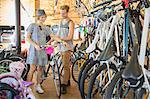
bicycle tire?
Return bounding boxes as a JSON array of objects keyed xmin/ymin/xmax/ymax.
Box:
[
  {"xmin": 9, "ymin": 55, "xmax": 24, "ymax": 61},
  {"xmin": 103, "ymin": 69, "xmax": 124, "ymax": 99},
  {"xmin": 78, "ymin": 58, "xmax": 93, "ymax": 89},
  {"xmin": 80, "ymin": 60, "xmax": 99, "ymax": 99},
  {"xmin": 52, "ymin": 60, "xmax": 61, "ymax": 97},
  {"xmin": 71, "ymin": 57, "xmax": 86, "ymax": 83},
  {"xmin": 87, "ymin": 63, "xmax": 118, "ymax": 99},
  {"xmin": 0, "ymin": 82, "xmax": 19, "ymax": 98},
  {"xmin": 0, "ymin": 74, "xmax": 20, "ymax": 88}
]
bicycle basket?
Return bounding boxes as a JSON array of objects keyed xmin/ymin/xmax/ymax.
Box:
[{"xmin": 9, "ymin": 62, "xmax": 25, "ymax": 78}]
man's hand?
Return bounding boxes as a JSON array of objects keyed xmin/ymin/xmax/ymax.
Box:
[
  {"xmin": 46, "ymin": 39, "xmax": 54, "ymax": 45},
  {"xmin": 50, "ymin": 34, "xmax": 62, "ymax": 42},
  {"xmin": 62, "ymin": 40, "xmax": 72, "ymax": 51},
  {"xmin": 35, "ymin": 44, "xmax": 41, "ymax": 51}
]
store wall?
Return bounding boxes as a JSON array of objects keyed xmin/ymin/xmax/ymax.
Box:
[
  {"xmin": 39, "ymin": 0, "xmax": 81, "ymax": 25},
  {"xmin": 0, "ymin": 0, "xmax": 82, "ymax": 27},
  {"xmin": 0, "ymin": 0, "xmax": 35, "ymax": 28}
]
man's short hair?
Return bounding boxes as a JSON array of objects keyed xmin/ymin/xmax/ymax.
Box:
[{"xmin": 60, "ymin": 5, "xmax": 70, "ymax": 12}]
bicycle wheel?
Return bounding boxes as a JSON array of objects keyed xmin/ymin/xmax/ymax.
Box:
[
  {"xmin": 103, "ymin": 69, "xmax": 124, "ymax": 99},
  {"xmin": 79, "ymin": 60, "xmax": 99, "ymax": 99},
  {"xmin": 78, "ymin": 58, "xmax": 93, "ymax": 89},
  {"xmin": 87, "ymin": 63, "xmax": 118, "ymax": 99},
  {"xmin": 0, "ymin": 82, "xmax": 19, "ymax": 99},
  {"xmin": 52, "ymin": 60, "xmax": 61, "ymax": 97},
  {"xmin": 71, "ymin": 57, "xmax": 86, "ymax": 83},
  {"xmin": 0, "ymin": 59, "xmax": 13, "ymax": 74},
  {"xmin": 9, "ymin": 55, "xmax": 24, "ymax": 61}
]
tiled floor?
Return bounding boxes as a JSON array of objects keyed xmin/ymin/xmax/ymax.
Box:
[{"xmin": 32, "ymin": 75, "xmax": 82, "ymax": 99}]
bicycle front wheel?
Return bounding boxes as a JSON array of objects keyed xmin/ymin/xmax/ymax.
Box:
[
  {"xmin": 52, "ymin": 61, "xmax": 61, "ymax": 97},
  {"xmin": 71, "ymin": 57, "xmax": 86, "ymax": 83}
]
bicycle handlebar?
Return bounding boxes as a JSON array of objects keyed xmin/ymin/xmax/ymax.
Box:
[
  {"xmin": 90, "ymin": 2, "xmax": 122, "ymax": 15},
  {"xmin": 93, "ymin": 0, "xmax": 113, "ymax": 9}
]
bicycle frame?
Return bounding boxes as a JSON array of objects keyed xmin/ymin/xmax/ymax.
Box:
[
  {"xmin": 86, "ymin": 12, "xmax": 121, "ymax": 54},
  {"xmin": 123, "ymin": 8, "xmax": 129, "ymax": 61},
  {"xmin": 139, "ymin": 6, "xmax": 150, "ymax": 92}
]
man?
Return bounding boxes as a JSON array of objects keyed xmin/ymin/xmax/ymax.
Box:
[{"xmin": 57, "ymin": 5, "xmax": 74, "ymax": 94}]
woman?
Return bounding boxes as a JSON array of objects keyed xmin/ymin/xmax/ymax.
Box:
[{"xmin": 26, "ymin": 9, "xmax": 51, "ymax": 94}]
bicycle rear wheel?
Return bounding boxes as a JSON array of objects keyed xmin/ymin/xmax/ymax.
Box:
[{"xmin": 103, "ymin": 69, "xmax": 142, "ymax": 99}]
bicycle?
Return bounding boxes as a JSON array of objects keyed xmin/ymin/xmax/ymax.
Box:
[
  {"xmin": 0, "ymin": 50, "xmax": 29, "ymax": 80},
  {"xmin": 40, "ymin": 45, "xmax": 61, "ymax": 97},
  {"xmin": 78, "ymin": 2, "xmax": 125, "ymax": 97},
  {"xmin": 104, "ymin": 1, "xmax": 150, "ymax": 98},
  {"xmin": 0, "ymin": 61, "xmax": 35, "ymax": 99}
]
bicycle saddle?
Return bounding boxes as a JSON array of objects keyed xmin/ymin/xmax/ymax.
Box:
[
  {"xmin": 98, "ymin": 37, "xmax": 114, "ymax": 61},
  {"xmin": 122, "ymin": 43, "xmax": 143, "ymax": 81}
]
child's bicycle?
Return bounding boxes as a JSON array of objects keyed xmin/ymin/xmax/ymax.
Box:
[{"xmin": 0, "ymin": 61, "xmax": 35, "ymax": 99}]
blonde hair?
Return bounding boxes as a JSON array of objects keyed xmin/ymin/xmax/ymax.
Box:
[{"xmin": 60, "ymin": 5, "xmax": 70, "ymax": 12}]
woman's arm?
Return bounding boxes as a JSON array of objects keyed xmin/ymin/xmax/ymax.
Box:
[
  {"xmin": 50, "ymin": 33, "xmax": 62, "ymax": 42},
  {"xmin": 26, "ymin": 33, "xmax": 41, "ymax": 50},
  {"xmin": 49, "ymin": 33, "xmax": 71, "ymax": 49}
]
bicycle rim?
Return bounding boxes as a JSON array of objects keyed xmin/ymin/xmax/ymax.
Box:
[{"xmin": 72, "ymin": 57, "xmax": 86, "ymax": 83}]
